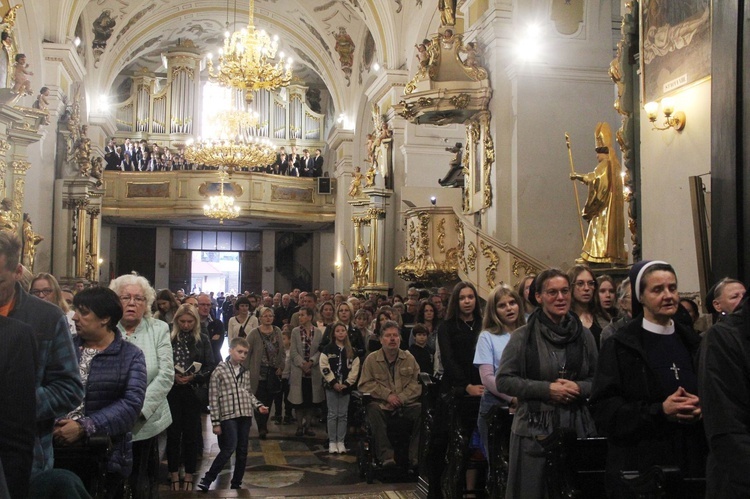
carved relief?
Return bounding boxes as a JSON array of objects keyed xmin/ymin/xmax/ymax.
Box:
[
  {"xmin": 480, "ymin": 240, "xmax": 499, "ymax": 289},
  {"xmin": 512, "ymin": 258, "xmax": 540, "ymax": 279},
  {"xmin": 437, "ymin": 218, "xmax": 447, "ymax": 253},
  {"xmin": 467, "ymin": 242, "xmax": 477, "ymax": 271}
]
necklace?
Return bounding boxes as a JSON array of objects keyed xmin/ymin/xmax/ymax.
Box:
[{"xmin": 551, "ymin": 351, "xmax": 568, "ymax": 379}]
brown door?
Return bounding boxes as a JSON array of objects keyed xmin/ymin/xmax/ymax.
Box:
[
  {"xmin": 169, "ymin": 249, "xmax": 191, "ymax": 292},
  {"xmin": 239, "ymin": 251, "xmax": 262, "ymax": 294}
]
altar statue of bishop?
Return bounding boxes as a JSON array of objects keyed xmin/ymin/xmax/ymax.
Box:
[{"xmin": 569, "ymin": 122, "xmax": 627, "ymax": 265}]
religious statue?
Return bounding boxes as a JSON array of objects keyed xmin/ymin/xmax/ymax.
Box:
[
  {"xmin": 32, "ymin": 86, "xmax": 50, "ymax": 111},
  {"xmin": 352, "ymin": 244, "xmax": 369, "ymax": 288},
  {"xmin": 438, "ymin": 0, "xmax": 457, "ymax": 26},
  {"xmin": 0, "ymin": 198, "xmax": 16, "ymax": 235},
  {"xmin": 461, "ymin": 42, "xmax": 483, "ymax": 69},
  {"xmin": 85, "ymin": 251, "xmax": 96, "ymax": 282},
  {"xmin": 91, "ymin": 156, "xmax": 103, "ymax": 186},
  {"xmin": 12, "ymin": 53, "xmax": 33, "ymax": 95},
  {"xmin": 569, "ymin": 122, "xmax": 627, "ymax": 265},
  {"xmin": 92, "ymin": 10, "xmax": 116, "ymax": 51},
  {"xmin": 365, "ymin": 166, "xmax": 376, "ymax": 188},
  {"xmin": 72, "ymin": 124, "xmax": 92, "ymax": 177},
  {"xmin": 415, "ymin": 40, "xmax": 430, "ymax": 68},
  {"xmin": 447, "ymin": 142, "xmax": 463, "ymax": 167},
  {"xmin": 348, "ymin": 166, "xmax": 363, "ymax": 197},
  {"xmin": 21, "ymin": 213, "xmax": 43, "ymax": 272}
]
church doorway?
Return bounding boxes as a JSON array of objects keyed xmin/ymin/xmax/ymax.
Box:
[{"xmin": 189, "ymin": 250, "xmax": 240, "ymax": 295}]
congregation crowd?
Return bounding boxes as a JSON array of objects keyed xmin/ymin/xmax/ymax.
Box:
[
  {"xmin": 102, "ymin": 138, "xmax": 325, "ymax": 177},
  {"xmin": 2, "ymin": 222, "xmax": 749, "ymax": 498}
]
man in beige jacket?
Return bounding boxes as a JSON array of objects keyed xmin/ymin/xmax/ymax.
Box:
[{"xmin": 358, "ymin": 320, "xmax": 422, "ymax": 466}]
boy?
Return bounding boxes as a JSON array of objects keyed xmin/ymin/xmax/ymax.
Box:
[
  {"xmin": 199, "ymin": 338, "xmax": 268, "ymax": 491},
  {"xmin": 408, "ymin": 324, "xmax": 433, "ymax": 374}
]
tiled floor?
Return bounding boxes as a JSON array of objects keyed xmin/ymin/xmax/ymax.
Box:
[{"xmin": 159, "ymin": 412, "xmax": 417, "ymax": 498}]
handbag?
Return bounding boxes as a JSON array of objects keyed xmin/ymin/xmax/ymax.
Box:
[{"xmin": 192, "ymin": 383, "xmax": 209, "ymax": 409}]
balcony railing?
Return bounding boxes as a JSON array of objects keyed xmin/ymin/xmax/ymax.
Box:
[{"xmin": 101, "ymin": 171, "xmax": 335, "ymax": 223}]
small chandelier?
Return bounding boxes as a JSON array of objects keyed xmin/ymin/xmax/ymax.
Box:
[
  {"xmin": 204, "ymin": 170, "xmax": 240, "ymax": 224},
  {"xmin": 206, "ymin": 0, "xmax": 293, "ymax": 102}
]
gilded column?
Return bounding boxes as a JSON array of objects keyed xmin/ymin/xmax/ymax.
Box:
[
  {"xmin": 0, "ymin": 139, "xmax": 11, "ymax": 198},
  {"xmin": 75, "ymin": 199, "xmax": 88, "ymax": 278},
  {"xmin": 11, "ymin": 160, "xmax": 31, "ymax": 224},
  {"xmin": 367, "ymin": 207, "xmax": 386, "ymax": 285},
  {"xmin": 87, "ymin": 207, "xmax": 100, "ymax": 282}
]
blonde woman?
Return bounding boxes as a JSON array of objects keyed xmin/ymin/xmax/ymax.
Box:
[
  {"xmin": 473, "ymin": 285, "xmax": 525, "ymax": 457},
  {"xmin": 30, "ymin": 273, "xmax": 75, "ymax": 335},
  {"xmin": 166, "ymin": 304, "xmax": 215, "ymax": 490}
]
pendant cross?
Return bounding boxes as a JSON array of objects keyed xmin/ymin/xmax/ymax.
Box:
[{"xmin": 670, "ymin": 362, "xmax": 680, "ymax": 380}]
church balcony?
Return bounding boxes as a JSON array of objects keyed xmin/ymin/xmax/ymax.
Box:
[{"xmin": 101, "ymin": 171, "xmax": 336, "ymax": 228}]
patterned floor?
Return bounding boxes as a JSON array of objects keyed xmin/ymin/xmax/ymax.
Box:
[{"xmin": 159, "ymin": 413, "xmax": 417, "ymax": 498}]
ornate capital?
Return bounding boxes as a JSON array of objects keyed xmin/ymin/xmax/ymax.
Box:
[
  {"xmin": 86, "ymin": 207, "xmax": 101, "ymax": 218},
  {"xmin": 12, "ymin": 160, "xmax": 31, "ymax": 175},
  {"xmin": 0, "ymin": 140, "xmax": 10, "ymax": 155},
  {"xmin": 366, "ymin": 207, "xmax": 385, "ymax": 220}
]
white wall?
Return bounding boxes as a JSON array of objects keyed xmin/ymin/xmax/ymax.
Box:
[{"xmin": 639, "ymin": 81, "xmax": 711, "ymax": 293}]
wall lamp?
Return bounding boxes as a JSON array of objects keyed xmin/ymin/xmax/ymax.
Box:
[{"xmin": 644, "ymin": 98, "xmax": 686, "ymax": 132}]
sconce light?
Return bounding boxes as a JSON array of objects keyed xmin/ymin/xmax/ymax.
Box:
[
  {"xmin": 430, "ymin": 196, "xmax": 437, "ymax": 206},
  {"xmin": 644, "ymin": 98, "xmax": 686, "ymax": 132},
  {"xmin": 334, "ymin": 261, "xmax": 341, "ymax": 270}
]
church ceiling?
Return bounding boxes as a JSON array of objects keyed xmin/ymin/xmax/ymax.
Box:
[{"xmin": 66, "ymin": 0, "xmax": 433, "ymax": 112}]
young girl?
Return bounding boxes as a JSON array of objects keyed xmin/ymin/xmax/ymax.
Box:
[
  {"xmin": 320, "ymin": 322, "xmax": 361, "ymax": 453},
  {"xmin": 473, "ymin": 285, "xmax": 526, "ymax": 457},
  {"xmin": 568, "ymin": 264, "xmax": 610, "ymax": 348}
]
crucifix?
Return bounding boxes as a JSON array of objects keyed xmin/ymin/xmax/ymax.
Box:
[{"xmin": 670, "ymin": 363, "xmax": 681, "ymax": 380}]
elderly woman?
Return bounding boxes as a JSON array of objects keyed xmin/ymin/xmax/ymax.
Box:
[
  {"xmin": 110, "ymin": 273, "xmax": 173, "ymax": 499},
  {"xmin": 53, "ymin": 287, "xmax": 147, "ymax": 497},
  {"xmin": 244, "ymin": 306, "xmax": 285, "ymax": 438},
  {"xmin": 166, "ymin": 304, "xmax": 214, "ymax": 491},
  {"xmin": 591, "ymin": 261, "xmax": 704, "ymax": 497},
  {"xmin": 30, "ymin": 272, "xmax": 76, "ymax": 335}
]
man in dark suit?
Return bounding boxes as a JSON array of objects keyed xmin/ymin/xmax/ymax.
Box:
[
  {"xmin": 301, "ymin": 149, "xmax": 315, "ymax": 177},
  {"xmin": 104, "ymin": 138, "xmax": 119, "ymax": 170},
  {"xmin": 313, "ymin": 149, "xmax": 324, "ymax": 177}
]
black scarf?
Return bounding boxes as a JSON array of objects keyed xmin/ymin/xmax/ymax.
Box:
[{"xmin": 524, "ymin": 308, "xmax": 585, "ymax": 414}]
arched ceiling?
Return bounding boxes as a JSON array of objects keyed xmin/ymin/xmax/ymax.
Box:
[{"xmin": 65, "ymin": 0, "xmax": 437, "ymax": 117}]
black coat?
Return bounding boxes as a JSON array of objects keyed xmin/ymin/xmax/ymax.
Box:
[
  {"xmin": 699, "ymin": 302, "xmax": 750, "ymax": 498},
  {"xmin": 590, "ymin": 315, "xmax": 706, "ymax": 496}
]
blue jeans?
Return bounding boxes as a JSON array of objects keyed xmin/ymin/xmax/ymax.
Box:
[
  {"xmin": 204, "ymin": 417, "xmax": 252, "ymax": 488},
  {"xmin": 325, "ymin": 389, "xmax": 350, "ymax": 444}
]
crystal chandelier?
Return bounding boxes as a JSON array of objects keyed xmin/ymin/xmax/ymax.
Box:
[
  {"xmin": 184, "ymin": 108, "xmax": 276, "ymax": 173},
  {"xmin": 204, "ymin": 170, "xmax": 240, "ymax": 224},
  {"xmin": 206, "ymin": 0, "xmax": 293, "ymax": 102}
]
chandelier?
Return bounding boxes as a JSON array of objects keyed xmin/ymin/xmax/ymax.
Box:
[
  {"xmin": 204, "ymin": 170, "xmax": 240, "ymax": 224},
  {"xmin": 184, "ymin": 109, "xmax": 276, "ymax": 173},
  {"xmin": 206, "ymin": 0, "xmax": 293, "ymax": 102}
]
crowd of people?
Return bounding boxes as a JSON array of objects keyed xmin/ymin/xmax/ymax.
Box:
[
  {"xmin": 2, "ymin": 225, "xmax": 749, "ymax": 497},
  {"xmin": 102, "ymin": 138, "xmax": 326, "ymax": 177}
]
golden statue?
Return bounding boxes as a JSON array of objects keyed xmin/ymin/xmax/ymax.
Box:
[
  {"xmin": 22, "ymin": 213, "xmax": 43, "ymax": 271},
  {"xmin": 438, "ymin": 0, "xmax": 456, "ymax": 26},
  {"xmin": 0, "ymin": 198, "xmax": 16, "ymax": 235},
  {"xmin": 348, "ymin": 166, "xmax": 363, "ymax": 197},
  {"xmin": 352, "ymin": 244, "xmax": 369, "ymax": 288},
  {"xmin": 569, "ymin": 122, "xmax": 627, "ymax": 265},
  {"xmin": 365, "ymin": 166, "xmax": 376, "ymax": 187}
]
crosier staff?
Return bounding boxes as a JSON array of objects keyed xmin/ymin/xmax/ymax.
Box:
[{"xmin": 565, "ymin": 132, "xmax": 586, "ymax": 245}]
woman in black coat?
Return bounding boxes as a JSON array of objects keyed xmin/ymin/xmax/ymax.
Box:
[{"xmin": 166, "ymin": 304, "xmax": 215, "ymax": 491}]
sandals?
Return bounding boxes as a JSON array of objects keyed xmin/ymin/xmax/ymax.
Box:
[
  {"xmin": 170, "ymin": 480, "xmax": 180, "ymax": 491},
  {"xmin": 183, "ymin": 475, "xmax": 194, "ymax": 491}
]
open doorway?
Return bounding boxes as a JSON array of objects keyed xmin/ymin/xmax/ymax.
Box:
[{"xmin": 190, "ymin": 251, "xmax": 240, "ymax": 295}]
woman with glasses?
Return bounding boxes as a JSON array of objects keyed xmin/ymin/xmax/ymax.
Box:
[
  {"xmin": 497, "ymin": 269, "xmax": 598, "ymax": 499},
  {"xmin": 30, "ymin": 273, "xmax": 76, "ymax": 335},
  {"xmin": 568, "ymin": 264, "xmax": 611, "ymax": 349},
  {"xmin": 110, "ymin": 273, "xmax": 174, "ymax": 499}
]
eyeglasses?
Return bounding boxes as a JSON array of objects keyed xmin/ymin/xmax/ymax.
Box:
[
  {"xmin": 574, "ymin": 280, "xmax": 596, "ymax": 289},
  {"xmin": 31, "ymin": 288, "xmax": 54, "ymax": 297},
  {"xmin": 543, "ymin": 288, "xmax": 571, "ymax": 298},
  {"xmin": 120, "ymin": 295, "xmax": 147, "ymax": 304}
]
